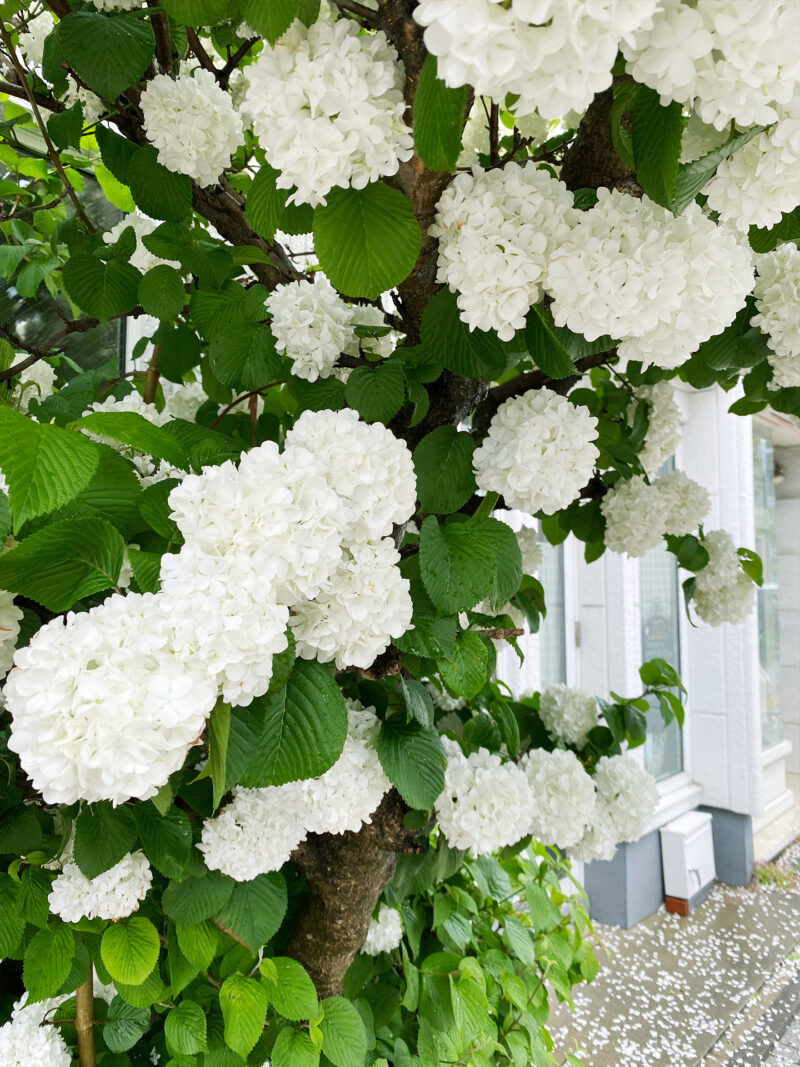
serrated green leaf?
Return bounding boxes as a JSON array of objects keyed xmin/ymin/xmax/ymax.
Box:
[
  {"xmin": 96, "ymin": 125, "xmax": 138, "ymax": 184},
  {"xmin": 162, "ymin": 870, "xmax": 235, "ymax": 926},
  {"xmin": 208, "ymin": 322, "xmax": 281, "ymax": 391},
  {"xmin": 135, "ymin": 802, "xmax": 192, "ymax": 880},
  {"xmin": 0, "ymin": 517, "xmax": 123, "ymax": 610},
  {"xmin": 314, "ymin": 184, "xmax": 421, "ymax": 300},
  {"xmin": 438, "ymin": 631, "xmax": 489, "ymax": 699},
  {"xmin": 127, "ymin": 145, "xmax": 192, "ymax": 223},
  {"xmin": 23, "ymin": 925, "xmax": 74, "ymax": 1002},
  {"xmin": 165, "ymin": 1000, "xmax": 207, "ymax": 1056},
  {"xmin": 74, "ymin": 802, "xmax": 136, "ymax": 878},
  {"xmin": 101, "ymin": 917, "xmax": 160, "ymax": 986},
  {"xmin": 56, "ymin": 12, "xmax": 154, "ymax": 101},
  {"xmin": 632, "ymin": 86, "xmax": 683, "ymax": 208},
  {"xmin": 175, "ymin": 920, "xmax": 219, "ymax": 971},
  {"xmin": 74, "ymin": 411, "xmax": 190, "ymax": 469},
  {"xmin": 272, "ymin": 1028, "xmax": 320, "ymax": 1067},
  {"xmin": 104, "ymin": 996, "xmax": 150, "ymax": 1053},
  {"xmin": 477, "ymin": 516, "xmax": 522, "ymax": 610},
  {"xmin": 344, "ymin": 363, "xmax": 405, "ymax": 423},
  {"xmin": 62, "ymin": 254, "xmax": 141, "ymax": 323},
  {"xmin": 377, "ymin": 720, "xmax": 446, "ymax": 810},
  {"xmin": 525, "ymin": 304, "xmax": 578, "ymax": 379},
  {"xmin": 216, "ymin": 873, "xmax": 288, "ymax": 953},
  {"xmin": 414, "ymin": 55, "xmax": 469, "ymax": 172},
  {"xmin": 421, "ymin": 288, "xmax": 506, "ymax": 379},
  {"xmin": 245, "ymin": 163, "xmax": 287, "ymax": 239},
  {"xmin": 419, "ymin": 516, "xmax": 496, "ymax": 614},
  {"xmin": 47, "ymin": 104, "xmax": 83, "ymax": 149},
  {"xmin": 239, "ymin": 0, "xmax": 299, "ymax": 41},
  {"xmin": 413, "ymin": 426, "xmax": 476, "ymax": 515},
  {"xmin": 260, "ymin": 956, "xmax": 318, "ymax": 1020},
  {"xmin": 673, "ymin": 125, "xmax": 764, "ymax": 214},
  {"xmin": 219, "ymin": 974, "xmax": 268, "ymax": 1058},
  {"xmin": 319, "ymin": 996, "xmax": 368, "ymax": 1067},
  {"xmin": 138, "ymin": 265, "xmax": 186, "ymax": 320}
]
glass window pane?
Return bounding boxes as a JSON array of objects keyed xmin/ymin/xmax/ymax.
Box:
[
  {"xmin": 753, "ymin": 424, "xmax": 782, "ymax": 750},
  {"xmin": 539, "ymin": 541, "xmax": 566, "ymax": 687}
]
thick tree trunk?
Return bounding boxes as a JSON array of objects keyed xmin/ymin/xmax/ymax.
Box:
[
  {"xmin": 286, "ymin": 791, "xmax": 416, "ymax": 997},
  {"xmin": 75, "ymin": 965, "xmax": 96, "ymax": 1067},
  {"xmin": 560, "ymin": 86, "xmax": 640, "ymax": 196}
]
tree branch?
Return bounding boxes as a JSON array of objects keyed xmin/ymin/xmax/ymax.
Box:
[
  {"xmin": 185, "ymin": 27, "xmax": 219, "ymax": 78},
  {"xmin": 151, "ymin": 6, "xmax": 175, "ymax": 75},
  {"xmin": 143, "ymin": 344, "xmax": 161, "ymax": 404},
  {"xmin": 0, "ymin": 190, "xmax": 69, "ymax": 222},
  {"xmin": 559, "ymin": 84, "xmax": 640, "ymax": 195},
  {"xmin": 329, "ymin": 0, "xmax": 381, "ymax": 24},
  {"xmin": 75, "ymin": 965, "xmax": 96, "ymax": 1067},
  {"xmin": 0, "ymin": 310, "xmax": 145, "ymax": 382},
  {"xmin": 0, "ymin": 77, "xmax": 64, "ymax": 113},
  {"xmin": 44, "ymin": 0, "xmax": 72, "ymax": 15},
  {"xmin": 220, "ymin": 40, "xmax": 257, "ymax": 86}
]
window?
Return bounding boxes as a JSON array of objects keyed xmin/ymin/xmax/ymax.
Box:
[
  {"xmin": 538, "ymin": 541, "xmax": 567, "ymax": 687},
  {"xmin": 640, "ymin": 537, "xmax": 684, "ymax": 782},
  {"xmin": 753, "ymin": 422, "xmax": 782, "ymax": 750}
]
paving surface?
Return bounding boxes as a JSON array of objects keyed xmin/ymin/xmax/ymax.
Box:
[{"xmin": 549, "ymin": 841, "xmax": 800, "ymax": 1067}]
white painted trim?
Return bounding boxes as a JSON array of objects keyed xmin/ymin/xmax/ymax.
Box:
[
  {"xmin": 762, "ymin": 738, "xmax": 793, "ymax": 768},
  {"xmin": 642, "ymin": 775, "xmax": 704, "ymax": 836}
]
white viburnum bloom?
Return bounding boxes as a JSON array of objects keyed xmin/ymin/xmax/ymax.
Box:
[
  {"xmin": 653, "ymin": 469, "xmax": 711, "ymax": 536},
  {"xmin": 600, "ymin": 476, "xmax": 670, "ymax": 558},
  {"xmin": 592, "ymin": 755, "xmax": 659, "ymax": 842},
  {"xmin": 141, "ymin": 70, "xmax": 244, "ymax": 187},
  {"xmin": 285, "ymin": 408, "xmax": 417, "ymax": 544},
  {"xmin": 704, "ymin": 109, "xmax": 800, "ymax": 233},
  {"xmin": 361, "ymin": 904, "xmax": 403, "ymax": 955},
  {"xmin": 266, "ymin": 278, "xmax": 352, "ymax": 382},
  {"xmin": 538, "ymin": 684, "xmax": 599, "ymax": 748},
  {"xmin": 48, "ymin": 850, "xmax": 152, "ymax": 922},
  {"xmin": 163, "ymin": 379, "xmax": 207, "ymax": 422},
  {"xmin": 473, "ymin": 388, "xmax": 599, "ymax": 515},
  {"xmin": 241, "ymin": 18, "xmax": 413, "ymax": 206},
  {"xmin": 103, "ymin": 212, "xmax": 182, "ymax": 275},
  {"xmin": 90, "ymin": 390, "xmax": 170, "ymax": 425},
  {"xmin": 435, "ymin": 739, "xmax": 533, "ymax": 856},
  {"xmin": 0, "ymin": 995, "xmax": 71, "ymax": 1067},
  {"xmin": 5, "ymin": 592, "xmax": 219, "ymax": 805},
  {"xmin": 545, "ymin": 190, "xmax": 754, "ymax": 369},
  {"xmin": 751, "ymin": 243, "xmax": 800, "ymax": 388},
  {"xmin": 568, "ymin": 820, "xmax": 620, "ymax": 864},
  {"xmin": 345, "ymin": 303, "xmax": 397, "ymax": 361},
  {"xmin": 426, "ymin": 681, "xmax": 466, "ymax": 713},
  {"xmin": 522, "ymin": 748, "xmax": 597, "ymax": 848},
  {"xmin": 199, "ymin": 782, "xmax": 309, "ymax": 880},
  {"xmin": 693, "ymin": 529, "xmax": 756, "ymax": 626},
  {"xmin": 516, "ymin": 525, "xmax": 542, "ymax": 576},
  {"xmin": 431, "ymin": 164, "xmax": 577, "ymax": 340},
  {"xmin": 291, "ymin": 539, "xmax": 413, "ymax": 670},
  {"xmin": 90, "ymin": 0, "xmax": 144, "ymax": 8},
  {"xmin": 18, "ymin": 10, "xmax": 54, "ymax": 69},
  {"xmin": 10, "ymin": 357, "xmax": 56, "ymax": 414},
  {"xmin": 301, "ymin": 700, "xmax": 391, "ymax": 834},
  {"xmin": 414, "ymin": 0, "xmax": 659, "ymax": 121},
  {"xmin": 0, "ymin": 590, "xmax": 23, "ymax": 679},
  {"xmin": 633, "ymin": 382, "xmax": 684, "ymax": 477},
  {"xmin": 622, "ymin": 0, "xmax": 800, "ymax": 132}
]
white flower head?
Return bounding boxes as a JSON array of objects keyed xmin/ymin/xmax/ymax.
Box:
[
  {"xmin": 141, "ymin": 70, "xmax": 243, "ymax": 186},
  {"xmin": 522, "ymin": 747, "xmax": 597, "ymax": 848},
  {"xmin": 362, "ymin": 904, "xmax": 403, "ymax": 955},
  {"xmin": 633, "ymin": 382, "xmax": 684, "ymax": 477},
  {"xmin": 0, "ymin": 995, "xmax": 71, "ymax": 1067},
  {"xmin": 752, "ymin": 242, "xmax": 800, "ymax": 388},
  {"xmin": 473, "ymin": 388, "xmax": 599, "ymax": 515},
  {"xmin": 9, "ymin": 358, "xmax": 55, "ymax": 415},
  {"xmin": 0, "ymin": 590, "xmax": 23, "ymax": 680},
  {"xmin": 592, "ymin": 754, "xmax": 659, "ymax": 842},
  {"xmin": 18, "ymin": 11, "xmax": 54, "ymax": 70},
  {"xmin": 103, "ymin": 212, "xmax": 182, "ymax": 275},
  {"xmin": 538, "ymin": 684, "xmax": 599, "ymax": 748},
  {"xmin": 266, "ymin": 277, "xmax": 352, "ymax": 382},
  {"xmin": 654, "ymin": 469, "xmax": 710, "ymax": 537},
  {"xmin": 601, "ymin": 476, "xmax": 669, "ymax": 558},
  {"xmin": 48, "ymin": 850, "xmax": 152, "ymax": 922},
  {"xmin": 693, "ymin": 529, "xmax": 756, "ymax": 626}
]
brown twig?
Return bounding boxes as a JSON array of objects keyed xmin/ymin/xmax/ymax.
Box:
[
  {"xmin": 329, "ymin": 0, "xmax": 381, "ymax": 23},
  {"xmin": 489, "ymin": 101, "xmax": 500, "ymax": 166},
  {"xmin": 0, "ymin": 190, "xmax": 69, "ymax": 221},
  {"xmin": 143, "ymin": 344, "xmax": 161, "ymax": 404},
  {"xmin": 152, "ymin": 6, "xmax": 175, "ymax": 75},
  {"xmin": 0, "ymin": 23, "xmax": 94, "ymax": 232},
  {"xmin": 75, "ymin": 965, "xmax": 96, "ymax": 1067},
  {"xmin": 185, "ymin": 27, "xmax": 219, "ymax": 77},
  {"xmin": 219, "ymin": 39, "xmax": 257, "ymax": 86},
  {"xmin": 44, "ymin": 0, "xmax": 72, "ymax": 15},
  {"xmin": 0, "ymin": 78, "xmax": 64, "ymax": 112},
  {"xmin": 210, "ymin": 385, "xmax": 277, "ymax": 429}
]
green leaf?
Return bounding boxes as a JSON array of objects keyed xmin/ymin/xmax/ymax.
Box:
[
  {"xmin": 138, "ymin": 265, "xmax": 186, "ymax": 321},
  {"xmin": 165, "ymin": 1000, "xmax": 208, "ymax": 1056},
  {"xmin": 56, "ymin": 12, "xmax": 154, "ymax": 101},
  {"xmin": 377, "ymin": 720, "xmax": 446, "ymax": 810},
  {"xmin": 128, "ymin": 548, "xmax": 162, "ymax": 593},
  {"xmin": 673, "ymin": 125, "xmax": 764, "ymax": 214},
  {"xmin": 95, "ymin": 162, "xmax": 135, "ymax": 212},
  {"xmin": 525, "ymin": 304, "xmax": 578, "ymax": 379},
  {"xmin": 155, "ymin": 324, "xmax": 203, "ymax": 382},
  {"xmin": 239, "ymin": 659, "xmax": 347, "ymax": 787},
  {"xmin": 421, "ymin": 288, "xmax": 506, "ymax": 379},
  {"xmin": 175, "ymin": 921, "xmax": 219, "ymax": 971},
  {"xmin": 61, "ymin": 445, "xmax": 142, "ymax": 537},
  {"xmin": 419, "ymin": 516, "xmax": 496, "ymax": 614},
  {"xmin": 749, "ymin": 207, "xmax": 800, "ymax": 253},
  {"xmin": 162, "ymin": 870, "xmax": 235, "ymax": 926},
  {"xmin": 134, "ymin": 803, "xmax": 192, "ymax": 880},
  {"xmin": 161, "ymin": 0, "xmax": 231, "ymax": 22},
  {"xmin": 631, "ymin": 86, "xmax": 683, "ymax": 208},
  {"xmin": 62, "ymin": 254, "xmax": 141, "ymax": 323},
  {"xmin": 413, "ymin": 427, "xmax": 476, "ymax": 515},
  {"xmin": 0, "ymin": 408, "xmax": 99, "ymax": 530},
  {"xmin": 23, "ymin": 925, "xmax": 74, "ymax": 1002},
  {"xmin": 319, "ymin": 996, "xmax": 368, "ymax": 1067},
  {"xmin": 201, "ymin": 702, "xmax": 230, "ymax": 810},
  {"xmin": 665, "ymin": 533, "xmax": 709, "ymax": 572},
  {"xmin": 503, "ymin": 915, "xmax": 535, "ymax": 966},
  {"xmin": 139, "ymin": 479, "xmax": 183, "ymax": 544},
  {"xmin": 0, "ymin": 805, "xmax": 43, "ymax": 854},
  {"xmin": 127, "ymin": 145, "xmax": 193, "ymax": 222},
  {"xmin": 478, "ymin": 516, "xmax": 522, "ymax": 610},
  {"xmin": 414, "ymin": 55, "xmax": 469, "ymax": 172},
  {"xmin": 104, "ymin": 997, "xmax": 150, "ymax": 1053},
  {"xmin": 74, "ymin": 802, "xmax": 137, "ymax": 878},
  {"xmin": 400, "ymin": 677, "xmax": 434, "ymax": 728},
  {"xmin": 47, "ymin": 104, "xmax": 84, "ymax": 149},
  {"xmin": 0, "ymin": 517, "xmax": 123, "ymax": 611},
  {"xmin": 96, "ymin": 125, "xmax": 138, "ymax": 185},
  {"xmin": 101, "ymin": 917, "xmax": 160, "ymax": 986},
  {"xmin": 239, "ymin": 0, "xmax": 300, "ymax": 41},
  {"xmin": 246, "ymin": 163, "xmax": 287, "ymax": 239},
  {"xmin": 639, "ymin": 657, "xmax": 685, "ymax": 692},
  {"xmin": 313, "ymin": 184, "xmax": 421, "ymax": 300},
  {"xmin": 438, "ymin": 631, "xmax": 489, "ymax": 700},
  {"xmin": 189, "ymin": 280, "xmax": 265, "ymax": 341},
  {"xmin": 208, "ymin": 322, "xmax": 281, "ymax": 391},
  {"xmin": 272, "ymin": 1028, "xmax": 320, "ymax": 1067},
  {"xmin": 216, "ymin": 873, "xmax": 287, "ymax": 953},
  {"xmin": 260, "ymin": 956, "xmax": 319, "ymax": 1020},
  {"xmin": 219, "ymin": 974, "xmax": 268, "ymax": 1058},
  {"xmin": 74, "ymin": 411, "xmax": 190, "ymax": 469},
  {"xmin": 344, "ymin": 363, "xmax": 405, "ymax": 423}
]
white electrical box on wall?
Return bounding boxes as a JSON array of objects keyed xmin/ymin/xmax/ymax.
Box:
[{"xmin": 660, "ymin": 810, "xmax": 716, "ymax": 913}]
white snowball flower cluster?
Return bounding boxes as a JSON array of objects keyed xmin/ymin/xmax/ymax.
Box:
[
  {"xmin": 567, "ymin": 820, "xmax": 620, "ymax": 863},
  {"xmin": 414, "ymin": 0, "xmax": 659, "ymax": 121},
  {"xmin": 0, "ymin": 995, "xmax": 70, "ymax": 1067},
  {"xmin": 426, "ymin": 681, "xmax": 466, "ymax": 713},
  {"xmin": 87, "ymin": 390, "xmax": 172, "ymax": 481},
  {"xmin": 516, "ymin": 526, "xmax": 542, "ymax": 576},
  {"xmin": 693, "ymin": 529, "xmax": 756, "ymax": 626},
  {"xmin": 545, "ymin": 191, "xmax": 754, "ymax": 369},
  {"xmin": 435, "ymin": 739, "xmax": 533, "ymax": 856},
  {"xmin": 141, "ymin": 70, "xmax": 243, "ymax": 187},
  {"xmin": 0, "ymin": 590, "xmax": 23, "ymax": 679},
  {"xmin": 90, "ymin": 389, "xmax": 170, "ymax": 425},
  {"xmin": 266, "ymin": 278, "xmax": 353, "ymax": 382},
  {"xmin": 90, "ymin": 0, "xmax": 144, "ymax": 8},
  {"xmin": 593, "ymin": 754, "xmax": 660, "ymax": 842},
  {"xmin": 164, "ymin": 379, "xmax": 207, "ymax": 422},
  {"xmin": 18, "ymin": 10, "xmax": 54, "ymax": 69},
  {"xmin": 704, "ymin": 111, "xmax": 800, "ymax": 233},
  {"xmin": 10, "ymin": 357, "xmax": 55, "ymax": 414},
  {"xmin": 103, "ymin": 212, "xmax": 181, "ymax": 275},
  {"xmin": 431, "ymin": 164, "xmax": 577, "ymax": 340},
  {"xmin": 473, "ymin": 388, "xmax": 599, "ymax": 515},
  {"xmin": 5, "ymin": 592, "xmax": 219, "ymax": 805},
  {"xmin": 346, "ymin": 304, "xmax": 397, "ymax": 361},
  {"xmin": 48, "ymin": 850, "xmax": 152, "ymax": 922},
  {"xmin": 241, "ymin": 18, "xmax": 413, "ymax": 207},
  {"xmin": 522, "ymin": 748, "xmax": 597, "ymax": 848},
  {"xmin": 633, "ymin": 382, "xmax": 683, "ymax": 477},
  {"xmin": 200, "ymin": 701, "xmax": 390, "ymax": 880},
  {"xmin": 538, "ymin": 684, "xmax": 598, "ymax": 748},
  {"xmin": 601, "ymin": 471, "xmax": 710, "ymax": 557},
  {"xmin": 751, "ymin": 243, "xmax": 800, "ymax": 388},
  {"xmin": 361, "ymin": 904, "xmax": 404, "ymax": 955},
  {"xmin": 622, "ymin": 0, "xmax": 800, "ymax": 131}
]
